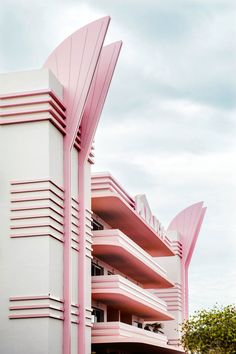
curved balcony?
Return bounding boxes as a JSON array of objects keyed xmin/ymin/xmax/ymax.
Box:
[
  {"xmin": 91, "ymin": 173, "xmax": 174, "ymax": 257},
  {"xmin": 92, "ymin": 275, "xmax": 173, "ymax": 321},
  {"xmin": 93, "ymin": 229, "xmax": 174, "ymax": 289},
  {"xmin": 92, "ymin": 322, "xmax": 184, "ymax": 354}
]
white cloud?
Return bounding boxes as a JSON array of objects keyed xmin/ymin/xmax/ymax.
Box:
[{"xmin": 1, "ymin": 0, "xmax": 235, "ymax": 313}]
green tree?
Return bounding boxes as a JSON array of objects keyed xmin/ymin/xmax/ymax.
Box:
[{"xmin": 180, "ymin": 304, "xmax": 236, "ymax": 354}]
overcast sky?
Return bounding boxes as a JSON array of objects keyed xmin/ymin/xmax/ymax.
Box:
[{"xmin": 1, "ymin": 0, "xmax": 236, "ymax": 314}]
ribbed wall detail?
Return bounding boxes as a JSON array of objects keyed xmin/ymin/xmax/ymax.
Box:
[
  {"xmin": 71, "ymin": 303, "xmax": 79, "ymax": 324},
  {"xmin": 9, "ymin": 295, "xmax": 64, "ymax": 320},
  {"xmin": 88, "ymin": 142, "xmax": 95, "ymax": 165},
  {"xmin": 85, "ymin": 209, "xmax": 93, "ymax": 259},
  {"xmin": 85, "ymin": 307, "xmax": 93, "ymax": 328},
  {"xmin": 0, "ymin": 90, "xmax": 66, "ymax": 134},
  {"xmin": 71, "ymin": 197, "xmax": 79, "ymax": 251},
  {"xmin": 74, "ymin": 127, "xmax": 95, "ymax": 164},
  {"xmin": 10, "ymin": 179, "xmax": 64, "ymax": 242},
  {"xmin": 74, "ymin": 127, "xmax": 82, "ymax": 151},
  {"xmin": 171, "ymin": 240, "xmax": 183, "ymax": 257},
  {"xmin": 154, "ymin": 283, "xmax": 182, "ymax": 312}
]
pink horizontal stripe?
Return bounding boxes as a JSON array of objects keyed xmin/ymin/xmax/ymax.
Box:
[
  {"xmin": 71, "ymin": 304, "xmax": 79, "ymax": 308},
  {"xmin": 71, "ymin": 213, "xmax": 79, "ymax": 220},
  {"xmin": 71, "ymin": 246, "xmax": 79, "ymax": 251},
  {"xmin": 74, "ymin": 141, "xmax": 81, "ymax": 151},
  {"xmin": 71, "ymin": 197, "xmax": 79, "ymax": 204},
  {"xmin": 71, "ymin": 220, "xmax": 79, "ymax": 226},
  {"xmin": 0, "ymin": 107, "xmax": 66, "ymax": 126},
  {"xmin": 0, "ymin": 99, "xmax": 66, "ymax": 119},
  {"xmin": 11, "ymin": 187, "xmax": 64, "ymax": 201},
  {"xmin": 11, "ymin": 178, "xmax": 64, "ymax": 192},
  {"xmin": 0, "ymin": 89, "xmax": 66, "ymax": 111},
  {"xmin": 11, "ymin": 223, "xmax": 63, "ymax": 234},
  {"xmin": 11, "ymin": 205, "xmax": 64, "ymax": 218},
  {"xmin": 11, "ymin": 215, "xmax": 63, "ymax": 227},
  {"xmin": 10, "ymin": 233, "xmax": 64, "ymax": 242},
  {"xmin": 9, "ymin": 314, "xmax": 64, "ymax": 320},
  {"xmin": 0, "ymin": 114, "xmax": 67, "ymax": 135},
  {"xmin": 10, "ymin": 295, "xmax": 64, "ymax": 302},
  {"xmin": 0, "ymin": 116, "xmax": 66, "ymax": 135},
  {"xmin": 10, "ymin": 304, "xmax": 64, "ymax": 311},
  {"xmin": 11, "ymin": 196, "xmax": 64, "ymax": 209}
]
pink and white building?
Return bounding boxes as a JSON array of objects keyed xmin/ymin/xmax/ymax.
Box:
[{"xmin": 0, "ymin": 17, "xmax": 206, "ymax": 354}]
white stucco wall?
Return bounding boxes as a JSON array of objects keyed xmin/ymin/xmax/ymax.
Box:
[{"xmin": 0, "ymin": 69, "xmax": 64, "ymax": 354}]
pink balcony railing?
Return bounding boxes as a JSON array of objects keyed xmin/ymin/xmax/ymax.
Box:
[
  {"xmin": 93, "ymin": 229, "xmax": 174, "ymax": 289},
  {"xmin": 92, "ymin": 275, "xmax": 173, "ymax": 321}
]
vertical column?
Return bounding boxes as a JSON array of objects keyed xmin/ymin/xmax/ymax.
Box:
[
  {"xmin": 153, "ymin": 230, "xmax": 184, "ymax": 346},
  {"xmin": 0, "ymin": 69, "xmax": 65, "ymax": 354}
]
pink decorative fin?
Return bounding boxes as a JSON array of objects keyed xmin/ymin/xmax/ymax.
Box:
[
  {"xmin": 168, "ymin": 202, "xmax": 206, "ymax": 263},
  {"xmin": 80, "ymin": 41, "xmax": 122, "ymax": 159},
  {"xmin": 43, "ymin": 16, "xmax": 110, "ymax": 148}
]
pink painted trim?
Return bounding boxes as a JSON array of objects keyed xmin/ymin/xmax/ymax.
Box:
[
  {"xmin": 0, "ymin": 89, "xmax": 66, "ymax": 111},
  {"xmin": 71, "ymin": 205, "xmax": 79, "ymax": 212},
  {"xmin": 9, "ymin": 295, "xmax": 64, "ymax": 302},
  {"xmin": 9, "ymin": 314, "xmax": 64, "ymax": 320},
  {"xmin": 11, "ymin": 197, "xmax": 64, "ymax": 209},
  {"xmin": 11, "ymin": 187, "xmax": 64, "ymax": 201},
  {"xmin": 71, "ymin": 214, "xmax": 79, "ymax": 221},
  {"xmin": 11, "ymin": 178, "xmax": 64, "ymax": 192},
  {"xmin": 0, "ymin": 98, "xmax": 66, "ymax": 119},
  {"xmin": 71, "ymin": 311, "xmax": 79, "ymax": 316},
  {"xmin": 0, "ymin": 108, "xmax": 66, "ymax": 127},
  {"xmin": 9, "ymin": 305, "xmax": 64, "ymax": 311},
  {"xmin": 0, "ymin": 109, "xmax": 66, "ymax": 131},
  {"xmin": 71, "ymin": 246, "xmax": 79, "ymax": 251},
  {"xmin": 0, "ymin": 116, "xmax": 67, "ymax": 135},
  {"xmin": 158, "ymin": 295, "xmax": 181, "ymax": 299},
  {"xmin": 10, "ymin": 233, "xmax": 63, "ymax": 242},
  {"xmin": 78, "ymin": 157, "xmax": 86, "ymax": 353},
  {"xmin": 71, "ymin": 197, "xmax": 79, "ymax": 204},
  {"xmin": 74, "ymin": 141, "xmax": 81, "ymax": 151},
  {"xmin": 92, "ymin": 173, "xmax": 135, "ymax": 208},
  {"xmin": 11, "ymin": 205, "xmax": 64, "ymax": 218},
  {"xmin": 11, "ymin": 214, "xmax": 63, "ymax": 226},
  {"xmin": 10, "ymin": 223, "xmax": 63, "ymax": 234}
]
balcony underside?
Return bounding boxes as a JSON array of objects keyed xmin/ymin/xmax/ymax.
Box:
[
  {"xmin": 92, "ymin": 322, "xmax": 184, "ymax": 354},
  {"xmin": 93, "ymin": 229, "xmax": 174, "ymax": 289},
  {"xmin": 92, "ymin": 275, "xmax": 173, "ymax": 321},
  {"xmin": 92, "ymin": 191, "xmax": 174, "ymax": 257},
  {"xmin": 92, "ymin": 343, "xmax": 184, "ymax": 354}
]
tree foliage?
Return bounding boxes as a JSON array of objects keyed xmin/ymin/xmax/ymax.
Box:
[{"xmin": 180, "ymin": 304, "xmax": 236, "ymax": 354}]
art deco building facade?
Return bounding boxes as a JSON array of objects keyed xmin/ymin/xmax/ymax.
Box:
[{"xmin": 0, "ymin": 17, "xmax": 206, "ymax": 354}]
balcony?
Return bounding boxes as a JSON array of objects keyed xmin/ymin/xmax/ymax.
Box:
[
  {"xmin": 92, "ymin": 275, "xmax": 173, "ymax": 321},
  {"xmin": 93, "ymin": 229, "xmax": 174, "ymax": 289},
  {"xmin": 91, "ymin": 173, "xmax": 174, "ymax": 257},
  {"xmin": 92, "ymin": 322, "xmax": 184, "ymax": 354}
]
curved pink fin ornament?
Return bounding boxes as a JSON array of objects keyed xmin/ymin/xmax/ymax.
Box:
[
  {"xmin": 80, "ymin": 41, "xmax": 122, "ymax": 160},
  {"xmin": 168, "ymin": 202, "xmax": 206, "ymax": 264},
  {"xmin": 77, "ymin": 40, "xmax": 122, "ymax": 354},
  {"xmin": 43, "ymin": 16, "xmax": 110, "ymax": 148},
  {"xmin": 168, "ymin": 202, "xmax": 206, "ymax": 318}
]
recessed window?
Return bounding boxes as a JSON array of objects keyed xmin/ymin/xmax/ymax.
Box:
[
  {"xmin": 92, "ymin": 218, "xmax": 104, "ymax": 231},
  {"xmin": 133, "ymin": 321, "xmax": 143, "ymax": 329},
  {"xmin": 91, "ymin": 262, "xmax": 104, "ymax": 276},
  {"xmin": 92, "ymin": 307, "xmax": 104, "ymax": 323}
]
